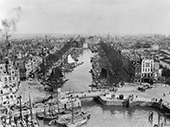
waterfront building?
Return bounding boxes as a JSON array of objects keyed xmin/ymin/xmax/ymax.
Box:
[
  {"xmin": 141, "ymin": 58, "xmax": 154, "ymax": 77},
  {"xmin": 153, "ymin": 60, "xmax": 160, "ymax": 80},
  {"xmin": 0, "ymin": 58, "xmax": 20, "ymax": 107},
  {"xmin": 15, "ymin": 58, "xmax": 27, "ymax": 80},
  {"xmin": 134, "ymin": 62, "xmax": 141, "ymax": 82},
  {"xmin": 25, "ymin": 57, "xmax": 32, "ymax": 78},
  {"xmin": 25, "ymin": 56, "xmax": 43, "ymax": 78},
  {"xmin": 141, "ymin": 58, "xmax": 154, "ymax": 83}
]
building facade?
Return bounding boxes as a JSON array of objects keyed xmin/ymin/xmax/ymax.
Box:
[
  {"xmin": 141, "ymin": 58, "xmax": 154, "ymax": 84},
  {"xmin": 141, "ymin": 59, "xmax": 154, "ymax": 77},
  {"xmin": 0, "ymin": 59, "xmax": 20, "ymax": 107},
  {"xmin": 25, "ymin": 56, "xmax": 43, "ymax": 78}
]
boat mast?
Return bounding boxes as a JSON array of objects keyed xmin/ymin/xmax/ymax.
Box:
[
  {"xmin": 57, "ymin": 92, "xmax": 59, "ymax": 113},
  {"xmin": 29, "ymin": 94, "xmax": 33, "ymax": 126},
  {"xmin": 18, "ymin": 95, "xmax": 22, "ymax": 120},
  {"xmin": 71, "ymin": 98, "xmax": 74, "ymax": 124},
  {"xmin": 48, "ymin": 94, "xmax": 52, "ymax": 113},
  {"xmin": 9, "ymin": 109, "xmax": 12, "ymax": 125}
]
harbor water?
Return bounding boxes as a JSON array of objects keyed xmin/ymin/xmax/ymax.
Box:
[{"xmin": 40, "ymin": 49, "xmax": 170, "ymax": 127}]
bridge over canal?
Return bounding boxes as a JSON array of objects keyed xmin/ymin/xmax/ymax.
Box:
[{"xmin": 60, "ymin": 90, "xmax": 110, "ymax": 99}]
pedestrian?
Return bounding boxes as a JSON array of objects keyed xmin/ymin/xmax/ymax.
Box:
[
  {"xmin": 149, "ymin": 112, "xmax": 151, "ymax": 121},
  {"xmin": 150, "ymin": 112, "xmax": 153, "ymax": 121}
]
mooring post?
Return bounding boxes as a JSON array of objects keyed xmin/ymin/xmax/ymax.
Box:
[
  {"xmin": 158, "ymin": 113, "xmax": 160, "ymax": 127},
  {"xmin": 164, "ymin": 113, "xmax": 166, "ymax": 126}
]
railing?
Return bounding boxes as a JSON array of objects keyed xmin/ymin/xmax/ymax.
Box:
[
  {"xmin": 162, "ymin": 102, "xmax": 170, "ymax": 109},
  {"xmin": 131, "ymin": 97, "xmax": 158, "ymax": 103},
  {"xmin": 130, "ymin": 96, "xmax": 170, "ymax": 111}
]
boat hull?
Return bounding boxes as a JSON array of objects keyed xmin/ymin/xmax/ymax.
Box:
[
  {"xmin": 52, "ymin": 112, "xmax": 90, "ymax": 126},
  {"xmin": 66, "ymin": 118, "xmax": 88, "ymax": 127},
  {"xmin": 36, "ymin": 112, "xmax": 58, "ymax": 120}
]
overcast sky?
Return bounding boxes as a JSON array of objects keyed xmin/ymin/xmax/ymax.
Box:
[{"xmin": 1, "ymin": 0, "xmax": 170, "ymax": 35}]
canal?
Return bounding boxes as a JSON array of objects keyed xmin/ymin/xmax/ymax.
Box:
[
  {"xmin": 62, "ymin": 49, "xmax": 92, "ymax": 92},
  {"xmin": 40, "ymin": 48, "xmax": 170, "ymax": 127}
]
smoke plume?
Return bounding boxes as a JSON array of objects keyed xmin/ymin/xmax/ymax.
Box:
[{"xmin": 1, "ymin": 6, "xmax": 23, "ymax": 32}]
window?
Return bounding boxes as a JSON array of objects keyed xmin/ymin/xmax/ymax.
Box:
[
  {"xmin": 145, "ymin": 63, "xmax": 150, "ymax": 67},
  {"xmin": 0, "ymin": 90, "xmax": 3, "ymax": 94},
  {"xmin": 4, "ymin": 77, "xmax": 7, "ymax": 82},
  {"xmin": 148, "ymin": 68, "xmax": 150, "ymax": 72},
  {"xmin": 9, "ymin": 77, "xmax": 11, "ymax": 81}
]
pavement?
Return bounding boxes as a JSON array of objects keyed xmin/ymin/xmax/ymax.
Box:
[
  {"xmin": 17, "ymin": 79, "xmax": 48, "ymax": 104},
  {"xmin": 116, "ymin": 83, "xmax": 170, "ymax": 105},
  {"xmin": 17, "ymin": 78, "xmax": 170, "ymax": 110}
]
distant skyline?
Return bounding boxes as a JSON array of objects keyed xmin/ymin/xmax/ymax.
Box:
[{"xmin": 1, "ymin": 0, "xmax": 170, "ymax": 35}]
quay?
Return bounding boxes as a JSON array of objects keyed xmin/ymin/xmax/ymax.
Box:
[
  {"xmin": 114, "ymin": 83, "xmax": 170, "ymax": 117},
  {"xmin": 58, "ymin": 82, "xmax": 170, "ymax": 118},
  {"xmin": 59, "ymin": 82, "xmax": 170, "ymax": 118},
  {"xmin": 1, "ymin": 34, "xmax": 170, "ymax": 127}
]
